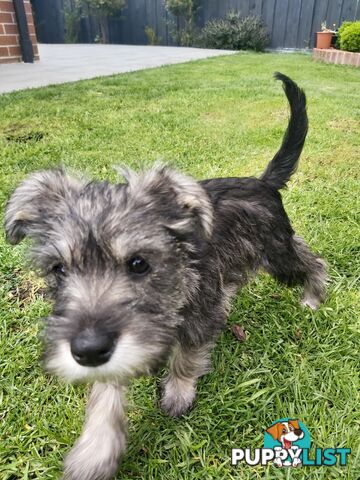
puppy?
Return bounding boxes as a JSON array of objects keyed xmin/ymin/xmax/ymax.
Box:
[
  {"xmin": 267, "ymin": 419, "xmax": 304, "ymax": 449},
  {"xmin": 266, "ymin": 419, "xmax": 305, "ymax": 467},
  {"xmin": 5, "ymin": 73, "xmax": 326, "ymax": 479}
]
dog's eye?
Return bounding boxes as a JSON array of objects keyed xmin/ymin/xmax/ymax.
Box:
[
  {"xmin": 127, "ymin": 256, "xmax": 150, "ymax": 275},
  {"xmin": 52, "ymin": 263, "xmax": 66, "ymax": 276}
]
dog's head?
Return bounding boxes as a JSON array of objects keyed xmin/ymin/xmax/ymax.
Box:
[
  {"xmin": 266, "ymin": 419, "xmax": 304, "ymax": 448},
  {"xmin": 5, "ymin": 166, "xmax": 213, "ymax": 383}
]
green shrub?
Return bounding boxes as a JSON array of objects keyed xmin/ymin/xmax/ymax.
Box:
[
  {"xmin": 335, "ymin": 21, "xmax": 350, "ymax": 48},
  {"xmin": 338, "ymin": 21, "xmax": 360, "ymax": 52},
  {"xmin": 165, "ymin": 0, "xmax": 199, "ymax": 46},
  {"xmin": 144, "ymin": 26, "xmax": 162, "ymax": 45},
  {"xmin": 165, "ymin": 0, "xmax": 193, "ymax": 17},
  {"xmin": 337, "ymin": 21, "xmax": 352, "ymax": 37},
  {"xmin": 200, "ymin": 12, "xmax": 269, "ymax": 51}
]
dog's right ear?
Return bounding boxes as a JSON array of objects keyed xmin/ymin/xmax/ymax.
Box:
[{"xmin": 5, "ymin": 169, "xmax": 82, "ymax": 244}]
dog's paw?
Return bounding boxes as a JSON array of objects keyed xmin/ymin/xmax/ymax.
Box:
[
  {"xmin": 161, "ymin": 376, "xmax": 196, "ymax": 417},
  {"xmin": 63, "ymin": 429, "xmax": 126, "ymax": 480},
  {"xmin": 301, "ymin": 295, "xmax": 320, "ymax": 310},
  {"xmin": 273, "ymin": 457, "xmax": 283, "ymax": 468}
]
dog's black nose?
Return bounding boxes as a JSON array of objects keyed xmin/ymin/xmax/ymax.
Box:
[
  {"xmin": 294, "ymin": 429, "xmax": 303, "ymax": 436},
  {"xmin": 71, "ymin": 330, "xmax": 115, "ymax": 367}
]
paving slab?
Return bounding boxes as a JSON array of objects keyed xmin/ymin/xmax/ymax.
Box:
[{"xmin": 0, "ymin": 44, "xmax": 236, "ymax": 94}]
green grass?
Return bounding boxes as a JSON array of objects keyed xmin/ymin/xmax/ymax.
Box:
[{"xmin": 0, "ymin": 52, "xmax": 359, "ymax": 479}]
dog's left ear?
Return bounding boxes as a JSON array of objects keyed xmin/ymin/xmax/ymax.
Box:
[
  {"xmin": 5, "ymin": 169, "xmax": 83, "ymax": 244},
  {"xmin": 266, "ymin": 423, "xmax": 282, "ymax": 440},
  {"xmin": 123, "ymin": 165, "xmax": 213, "ymax": 240}
]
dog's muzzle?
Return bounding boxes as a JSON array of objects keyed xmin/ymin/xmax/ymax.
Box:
[{"xmin": 70, "ymin": 329, "xmax": 116, "ymax": 367}]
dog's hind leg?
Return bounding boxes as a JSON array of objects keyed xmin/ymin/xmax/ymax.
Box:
[
  {"xmin": 161, "ymin": 342, "xmax": 212, "ymax": 417},
  {"xmin": 63, "ymin": 382, "xmax": 127, "ymax": 480},
  {"xmin": 265, "ymin": 235, "xmax": 327, "ymax": 310},
  {"xmin": 293, "ymin": 236, "xmax": 327, "ymax": 310}
]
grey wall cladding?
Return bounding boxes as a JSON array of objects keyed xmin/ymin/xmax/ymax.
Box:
[
  {"xmin": 32, "ymin": 0, "xmax": 360, "ymax": 48},
  {"xmin": 199, "ymin": 0, "xmax": 360, "ymax": 48}
]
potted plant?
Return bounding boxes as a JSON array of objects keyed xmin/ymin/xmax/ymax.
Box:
[{"xmin": 316, "ymin": 22, "xmax": 336, "ymax": 49}]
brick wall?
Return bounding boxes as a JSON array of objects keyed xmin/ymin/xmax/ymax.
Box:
[
  {"xmin": 313, "ymin": 48, "xmax": 360, "ymax": 67},
  {"xmin": 0, "ymin": 0, "xmax": 39, "ymax": 63}
]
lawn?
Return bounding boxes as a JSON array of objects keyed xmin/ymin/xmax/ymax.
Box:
[{"xmin": 0, "ymin": 52, "xmax": 359, "ymax": 480}]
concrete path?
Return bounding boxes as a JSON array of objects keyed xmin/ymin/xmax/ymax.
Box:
[{"xmin": 0, "ymin": 44, "xmax": 235, "ymax": 94}]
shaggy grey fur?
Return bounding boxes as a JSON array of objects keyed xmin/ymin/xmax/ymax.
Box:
[{"xmin": 4, "ymin": 73, "xmax": 326, "ymax": 480}]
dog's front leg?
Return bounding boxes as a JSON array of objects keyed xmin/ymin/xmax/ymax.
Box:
[
  {"xmin": 63, "ymin": 382, "xmax": 127, "ymax": 480},
  {"xmin": 161, "ymin": 342, "xmax": 212, "ymax": 417}
]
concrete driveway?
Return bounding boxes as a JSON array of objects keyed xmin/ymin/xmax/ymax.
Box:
[{"xmin": 0, "ymin": 44, "xmax": 235, "ymax": 94}]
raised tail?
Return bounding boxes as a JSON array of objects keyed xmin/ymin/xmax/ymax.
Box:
[{"xmin": 261, "ymin": 72, "xmax": 308, "ymax": 190}]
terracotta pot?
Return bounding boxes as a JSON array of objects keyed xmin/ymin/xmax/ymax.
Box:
[{"xmin": 316, "ymin": 31, "xmax": 333, "ymax": 49}]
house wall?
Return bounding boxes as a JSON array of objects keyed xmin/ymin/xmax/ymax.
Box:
[{"xmin": 0, "ymin": 0, "xmax": 39, "ymax": 63}]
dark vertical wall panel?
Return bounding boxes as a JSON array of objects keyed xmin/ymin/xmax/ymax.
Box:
[
  {"xmin": 339, "ymin": 0, "xmax": 358, "ymax": 23},
  {"xmin": 262, "ymin": 0, "xmax": 277, "ymax": 41},
  {"xmin": 285, "ymin": 0, "xmax": 302, "ymax": 47},
  {"xmin": 218, "ymin": 0, "xmax": 227, "ymax": 17},
  {"xmin": 297, "ymin": 0, "xmax": 316, "ymax": 48},
  {"xmin": 80, "ymin": 16, "xmax": 99, "ymax": 43},
  {"xmin": 32, "ymin": 0, "xmax": 64, "ymax": 43},
  {"xmin": 204, "ymin": 0, "xmax": 220, "ymax": 21},
  {"xmin": 34, "ymin": 0, "xmax": 360, "ymax": 49},
  {"xmin": 311, "ymin": 0, "xmax": 330, "ymax": 40},
  {"xmin": 271, "ymin": 0, "xmax": 289, "ymax": 48},
  {"xmin": 327, "ymin": 0, "xmax": 344, "ymax": 29},
  {"xmin": 197, "ymin": 0, "xmax": 360, "ymax": 48},
  {"xmin": 240, "ymin": 0, "xmax": 250, "ymax": 17},
  {"xmin": 155, "ymin": 0, "xmax": 166, "ymax": 43},
  {"xmin": 251, "ymin": 0, "xmax": 263, "ymax": 16},
  {"xmin": 117, "ymin": 4, "xmax": 130, "ymax": 44},
  {"xmin": 131, "ymin": 0, "xmax": 147, "ymax": 44}
]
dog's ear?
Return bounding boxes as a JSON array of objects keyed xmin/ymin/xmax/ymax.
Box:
[
  {"xmin": 122, "ymin": 165, "xmax": 213, "ymax": 240},
  {"xmin": 289, "ymin": 419, "xmax": 301, "ymax": 430},
  {"xmin": 266, "ymin": 422, "xmax": 282, "ymax": 440},
  {"xmin": 5, "ymin": 169, "xmax": 83, "ymax": 244},
  {"xmin": 161, "ymin": 167, "xmax": 213, "ymax": 240}
]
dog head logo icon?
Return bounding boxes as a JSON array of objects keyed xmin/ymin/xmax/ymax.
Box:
[{"xmin": 264, "ymin": 418, "xmax": 311, "ymax": 467}]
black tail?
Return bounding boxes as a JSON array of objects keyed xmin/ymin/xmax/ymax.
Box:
[{"xmin": 261, "ymin": 72, "xmax": 308, "ymax": 190}]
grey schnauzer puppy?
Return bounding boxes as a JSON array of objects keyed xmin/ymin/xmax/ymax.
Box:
[{"xmin": 5, "ymin": 73, "xmax": 326, "ymax": 480}]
